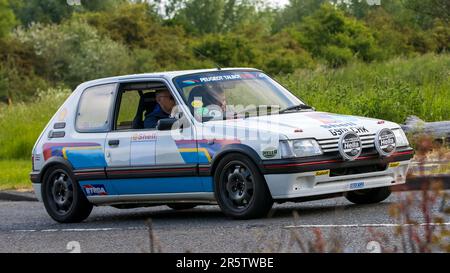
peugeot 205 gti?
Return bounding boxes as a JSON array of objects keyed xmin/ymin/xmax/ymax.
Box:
[{"xmin": 30, "ymin": 68, "xmax": 414, "ymax": 222}]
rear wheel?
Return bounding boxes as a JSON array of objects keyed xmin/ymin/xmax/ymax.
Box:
[
  {"xmin": 214, "ymin": 154, "xmax": 273, "ymax": 219},
  {"xmin": 42, "ymin": 165, "xmax": 93, "ymax": 223},
  {"xmin": 345, "ymin": 186, "xmax": 391, "ymax": 204},
  {"xmin": 167, "ymin": 204, "xmax": 197, "ymax": 210}
]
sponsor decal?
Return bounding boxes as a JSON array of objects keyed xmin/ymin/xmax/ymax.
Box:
[
  {"xmin": 83, "ymin": 184, "xmax": 108, "ymax": 196},
  {"xmin": 195, "ymin": 107, "xmax": 210, "ymax": 115},
  {"xmin": 338, "ymin": 131, "xmax": 362, "ymax": 161},
  {"xmin": 349, "ymin": 182, "xmax": 365, "ymax": 189},
  {"xmin": 131, "ymin": 133, "xmax": 157, "ymax": 142},
  {"xmin": 328, "ymin": 126, "xmax": 369, "ymax": 136},
  {"xmin": 315, "ymin": 170, "xmax": 330, "ymax": 176},
  {"xmin": 375, "ymin": 128, "xmax": 396, "ymax": 157},
  {"xmin": 306, "ymin": 113, "xmax": 359, "ymax": 125},
  {"xmin": 199, "ymin": 74, "xmax": 241, "ymax": 83},
  {"xmin": 320, "ymin": 122, "xmax": 357, "ymax": 129},
  {"xmin": 191, "ymin": 100, "xmax": 203, "ymax": 108},
  {"xmin": 389, "ymin": 162, "xmax": 400, "ymax": 168},
  {"xmin": 262, "ymin": 147, "xmax": 278, "ymax": 158},
  {"xmin": 182, "ymin": 79, "xmax": 200, "ymax": 85},
  {"xmin": 240, "ymin": 72, "xmax": 257, "ymax": 79}
]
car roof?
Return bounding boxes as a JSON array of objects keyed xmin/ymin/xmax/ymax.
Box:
[{"xmin": 78, "ymin": 67, "xmax": 261, "ymax": 89}]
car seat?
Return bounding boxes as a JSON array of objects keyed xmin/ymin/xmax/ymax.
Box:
[{"xmin": 132, "ymin": 91, "xmax": 157, "ymax": 129}]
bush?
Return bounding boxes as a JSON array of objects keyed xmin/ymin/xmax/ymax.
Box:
[
  {"xmin": 80, "ymin": 3, "xmax": 206, "ymax": 71},
  {"xmin": 0, "ymin": 0, "xmax": 16, "ymax": 38},
  {"xmin": 14, "ymin": 18, "xmax": 132, "ymax": 88},
  {"xmin": 321, "ymin": 45, "xmax": 354, "ymax": 68},
  {"xmin": 195, "ymin": 33, "xmax": 259, "ymax": 67},
  {"xmin": 297, "ymin": 3, "xmax": 380, "ymax": 67}
]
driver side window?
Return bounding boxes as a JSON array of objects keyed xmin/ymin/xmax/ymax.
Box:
[{"xmin": 114, "ymin": 81, "xmax": 179, "ymax": 131}]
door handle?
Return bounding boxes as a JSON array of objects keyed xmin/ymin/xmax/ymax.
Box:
[{"xmin": 108, "ymin": 139, "xmax": 120, "ymax": 146}]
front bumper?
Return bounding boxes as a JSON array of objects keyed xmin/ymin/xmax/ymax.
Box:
[{"xmin": 262, "ymin": 149, "xmax": 413, "ymax": 200}]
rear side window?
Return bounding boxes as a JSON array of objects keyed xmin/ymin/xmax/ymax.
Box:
[{"xmin": 76, "ymin": 83, "xmax": 116, "ymax": 132}]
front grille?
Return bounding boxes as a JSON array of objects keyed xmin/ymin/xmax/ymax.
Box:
[
  {"xmin": 317, "ymin": 133, "xmax": 376, "ymax": 153},
  {"xmin": 329, "ymin": 163, "xmax": 387, "ymax": 177}
]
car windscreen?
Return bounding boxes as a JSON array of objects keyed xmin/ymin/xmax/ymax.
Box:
[{"xmin": 173, "ymin": 70, "xmax": 303, "ymax": 122}]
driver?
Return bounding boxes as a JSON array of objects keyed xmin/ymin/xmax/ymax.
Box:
[{"xmin": 144, "ymin": 89, "xmax": 175, "ymax": 128}]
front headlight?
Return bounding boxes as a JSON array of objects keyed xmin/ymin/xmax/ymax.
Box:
[
  {"xmin": 392, "ymin": 128, "xmax": 409, "ymax": 147},
  {"xmin": 280, "ymin": 139, "xmax": 323, "ymax": 158}
]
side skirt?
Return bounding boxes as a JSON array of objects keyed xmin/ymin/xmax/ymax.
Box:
[{"xmin": 87, "ymin": 192, "xmax": 216, "ymax": 206}]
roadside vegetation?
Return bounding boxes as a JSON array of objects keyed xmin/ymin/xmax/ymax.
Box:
[
  {"xmin": 0, "ymin": 0, "xmax": 448, "ymax": 189},
  {"xmin": 280, "ymin": 54, "xmax": 450, "ymax": 124}
]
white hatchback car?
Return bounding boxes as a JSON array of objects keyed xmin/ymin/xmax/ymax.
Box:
[{"xmin": 30, "ymin": 68, "xmax": 414, "ymax": 222}]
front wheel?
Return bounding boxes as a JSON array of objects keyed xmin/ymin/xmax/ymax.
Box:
[
  {"xmin": 214, "ymin": 154, "xmax": 273, "ymax": 219},
  {"xmin": 345, "ymin": 186, "xmax": 391, "ymax": 204},
  {"xmin": 42, "ymin": 165, "xmax": 93, "ymax": 223}
]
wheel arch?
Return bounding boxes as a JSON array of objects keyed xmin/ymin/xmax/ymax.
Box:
[
  {"xmin": 38, "ymin": 157, "xmax": 75, "ymax": 183},
  {"xmin": 210, "ymin": 144, "xmax": 264, "ymax": 177}
]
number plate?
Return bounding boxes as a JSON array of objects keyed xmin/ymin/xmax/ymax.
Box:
[{"xmin": 349, "ymin": 182, "xmax": 365, "ymax": 189}]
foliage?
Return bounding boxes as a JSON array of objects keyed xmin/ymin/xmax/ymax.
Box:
[
  {"xmin": 168, "ymin": 0, "xmax": 260, "ymax": 34},
  {"xmin": 14, "ymin": 19, "xmax": 132, "ymax": 88},
  {"xmin": 0, "ymin": 0, "xmax": 16, "ymax": 38},
  {"xmin": 7, "ymin": 0, "xmax": 125, "ymax": 26},
  {"xmin": 272, "ymin": 0, "xmax": 325, "ymax": 32},
  {"xmin": 79, "ymin": 3, "xmax": 207, "ymax": 71},
  {"xmin": 278, "ymin": 54, "xmax": 450, "ymax": 123},
  {"xmin": 297, "ymin": 3, "xmax": 380, "ymax": 67}
]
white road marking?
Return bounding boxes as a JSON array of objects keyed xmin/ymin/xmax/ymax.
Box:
[
  {"xmin": 10, "ymin": 226, "xmax": 148, "ymax": 233},
  {"xmin": 284, "ymin": 222, "xmax": 450, "ymax": 229},
  {"xmin": 7, "ymin": 222, "xmax": 450, "ymax": 233}
]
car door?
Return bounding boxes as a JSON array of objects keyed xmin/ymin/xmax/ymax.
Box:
[{"xmin": 105, "ymin": 79, "xmax": 207, "ymax": 196}]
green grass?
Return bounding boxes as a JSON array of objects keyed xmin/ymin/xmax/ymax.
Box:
[
  {"xmin": 277, "ymin": 53, "xmax": 450, "ymax": 123},
  {"xmin": 0, "ymin": 88, "xmax": 70, "ymax": 160},
  {"xmin": 0, "ymin": 159, "xmax": 32, "ymax": 190}
]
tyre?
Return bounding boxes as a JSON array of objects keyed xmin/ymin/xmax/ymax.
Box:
[
  {"xmin": 345, "ymin": 186, "xmax": 391, "ymax": 204},
  {"xmin": 167, "ymin": 204, "xmax": 197, "ymax": 210},
  {"xmin": 214, "ymin": 153, "xmax": 273, "ymax": 219},
  {"xmin": 42, "ymin": 165, "xmax": 93, "ymax": 223}
]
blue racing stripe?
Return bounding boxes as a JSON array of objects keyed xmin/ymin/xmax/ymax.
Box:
[{"xmin": 81, "ymin": 177, "xmax": 214, "ymax": 195}]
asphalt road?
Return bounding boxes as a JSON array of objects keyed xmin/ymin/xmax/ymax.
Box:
[{"xmin": 0, "ymin": 191, "xmax": 448, "ymax": 253}]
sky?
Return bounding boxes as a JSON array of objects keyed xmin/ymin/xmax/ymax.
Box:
[{"xmin": 268, "ymin": 0, "xmax": 290, "ymax": 7}]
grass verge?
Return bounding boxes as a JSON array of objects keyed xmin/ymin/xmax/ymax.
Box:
[{"xmin": 0, "ymin": 159, "xmax": 32, "ymax": 190}]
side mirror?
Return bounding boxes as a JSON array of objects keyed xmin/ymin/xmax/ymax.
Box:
[{"xmin": 156, "ymin": 118, "xmax": 177, "ymax": 131}]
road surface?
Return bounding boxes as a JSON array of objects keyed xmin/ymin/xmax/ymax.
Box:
[{"xmin": 0, "ymin": 190, "xmax": 448, "ymax": 253}]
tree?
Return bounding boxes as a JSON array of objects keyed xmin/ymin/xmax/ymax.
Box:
[
  {"xmin": 272, "ymin": 0, "xmax": 326, "ymax": 32},
  {"xmin": 194, "ymin": 32, "xmax": 259, "ymax": 67},
  {"xmin": 8, "ymin": 0, "xmax": 125, "ymax": 26},
  {"xmin": 79, "ymin": 3, "xmax": 205, "ymax": 70},
  {"xmin": 403, "ymin": 0, "xmax": 449, "ymax": 27},
  {"xmin": 15, "ymin": 19, "xmax": 132, "ymax": 88},
  {"xmin": 297, "ymin": 3, "xmax": 380, "ymax": 67},
  {"xmin": 0, "ymin": 0, "xmax": 16, "ymax": 37},
  {"xmin": 8, "ymin": 0, "xmax": 73, "ymax": 26},
  {"xmin": 169, "ymin": 0, "xmax": 259, "ymax": 34}
]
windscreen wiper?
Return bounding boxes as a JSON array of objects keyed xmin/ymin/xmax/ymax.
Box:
[{"xmin": 279, "ymin": 104, "xmax": 314, "ymax": 114}]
